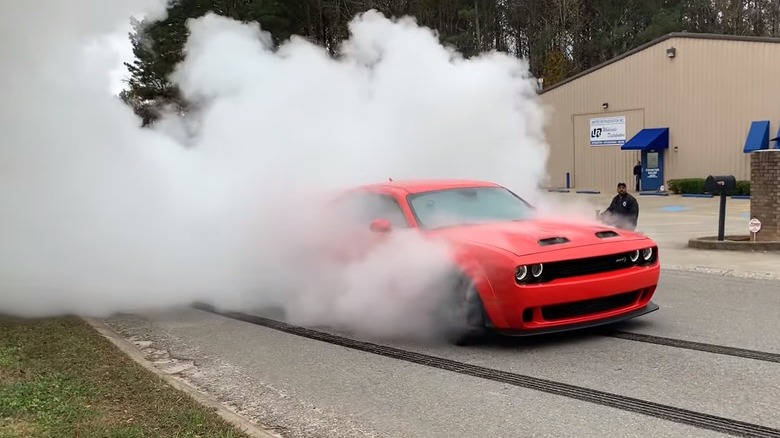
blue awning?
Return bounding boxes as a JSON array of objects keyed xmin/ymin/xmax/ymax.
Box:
[
  {"xmin": 743, "ymin": 120, "xmax": 770, "ymax": 153},
  {"xmin": 620, "ymin": 128, "xmax": 669, "ymax": 151}
]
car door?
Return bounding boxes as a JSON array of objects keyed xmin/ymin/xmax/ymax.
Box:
[{"xmin": 323, "ymin": 190, "xmax": 410, "ymax": 262}]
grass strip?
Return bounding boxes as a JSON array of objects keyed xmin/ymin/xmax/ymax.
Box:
[{"xmin": 0, "ymin": 315, "xmax": 251, "ymax": 438}]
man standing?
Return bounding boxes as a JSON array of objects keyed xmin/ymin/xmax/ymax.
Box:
[
  {"xmin": 633, "ymin": 160, "xmax": 642, "ymax": 191},
  {"xmin": 600, "ymin": 182, "xmax": 640, "ymax": 230}
]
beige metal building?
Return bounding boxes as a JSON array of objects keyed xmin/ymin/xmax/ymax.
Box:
[{"xmin": 538, "ymin": 33, "xmax": 780, "ymax": 193}]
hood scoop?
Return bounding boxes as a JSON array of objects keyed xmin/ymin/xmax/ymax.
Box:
[
  {"xmin": 538, "ymin": 236, "xmax": 570, "ymax": 246},
  {"xmin": 595, "ymin": 230, "xmax": 619, "ymax": 239}
]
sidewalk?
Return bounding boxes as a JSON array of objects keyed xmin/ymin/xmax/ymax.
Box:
[{"xmin": 543, "ymin": 191, "xmax": 780, "ymax": 281}]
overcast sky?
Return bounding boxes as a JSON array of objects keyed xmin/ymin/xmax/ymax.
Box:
[
  {"xmin": 83, "ymin": 19, "xmax": 136, "ymax": 95},
  {"xmin": 108, "ymin": 27, "xmax": 134, "ymax": 94}
]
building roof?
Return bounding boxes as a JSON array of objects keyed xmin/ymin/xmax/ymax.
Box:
[{"xmin": 539, "ymin": 32, "xmax": 780, "ymax": 94}]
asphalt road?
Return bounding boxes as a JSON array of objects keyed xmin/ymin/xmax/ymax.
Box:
[{"xmin": 105, "ymin": 269, "xmax": 780, "ymax": 438}]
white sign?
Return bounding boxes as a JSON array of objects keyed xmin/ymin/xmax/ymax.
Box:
[
  {"xmin": 749, "ymin": 218, "xmax": 762, "ymax": 233},
  {"xmin": 590, "ymin": 116, "xmax": 626, "ymax": 145}
]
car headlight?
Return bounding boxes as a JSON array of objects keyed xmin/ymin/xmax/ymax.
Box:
[
  {"xmin": 630, "ymin": 250, "xmax": 640, "ymax": 263},
  {"xmin": 516, "ymin": 264, "xmax": 543, "ymax": 283},
  {"xmin": 642, "ymin": 247, "xmax": 654, "ymax": 261},
  {"xmin": 515, "ymin": 265, "xmax": 528, "ymax": 282}
]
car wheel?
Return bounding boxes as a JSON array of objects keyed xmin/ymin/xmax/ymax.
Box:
[{"xmin": 442, "ymin": 272, "xmax": 488, "ymax": 346}]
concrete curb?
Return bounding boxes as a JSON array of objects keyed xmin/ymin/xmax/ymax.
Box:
[
  {"xmin": 639, "ymin": 192, "xmax": 670, "ymax": 196},
  {"xmin": 687, "ymin": 236, "xmax": 780, "ymax": 252},
  {"xmin": 83, "ymin": 317, "xmax": 280, "ymax": 438},
  {"xmin": 662, "ymin": 265, "xmax": 780, "ymax": 282}
]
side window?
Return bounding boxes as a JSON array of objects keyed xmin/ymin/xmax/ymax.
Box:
[
  {"xmin": 333, "ymin": 192, "xmax": 409, "ymax": 228},
  {"xmin": 363, "ymin": 194, "xmax": 409, "ymax": 228}
]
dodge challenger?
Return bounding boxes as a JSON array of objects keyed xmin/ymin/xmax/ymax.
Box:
[{"xmin": 324, "ymin": 179, "xmax": 660, "ymax": 345}]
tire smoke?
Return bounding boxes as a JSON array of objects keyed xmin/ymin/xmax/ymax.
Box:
[{"xmin": 0, "ymin": 3, "xmax": 549, "ymax": 340}]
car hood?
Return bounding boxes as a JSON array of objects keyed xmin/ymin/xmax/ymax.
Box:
[{"xmin": 429, "ymin": 219, "xmax": 647, "ymax": 257}]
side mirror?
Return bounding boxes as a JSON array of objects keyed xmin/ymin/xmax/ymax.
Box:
[{"xmin": 369, "ymin": 218, "xmax": 392, "ymax": 233}]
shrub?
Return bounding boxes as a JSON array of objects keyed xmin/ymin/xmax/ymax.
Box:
[
  {"xmin": 735, "ymin": 180, "xmax": 751, "ymax": 196},
  {"xmin": 666, "ymin": 178, "xmax": 750, "ymax": 196},
  {"xmin": 666, "ymin": 178, "xmax": 706, "ymax": 194}
]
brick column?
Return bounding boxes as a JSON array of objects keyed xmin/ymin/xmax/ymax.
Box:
[{"xmin": 750, "ymin": 150, "xmax": 780, "ymax": 241}]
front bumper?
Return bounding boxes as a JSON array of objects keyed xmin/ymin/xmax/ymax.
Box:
[
  {"xmin": 493, "ymin": 302, "xmax": 659, "ymax": 337},
  {"xmin": 481, "ymin": 263, "xmax": 660, "ymax": 333}
]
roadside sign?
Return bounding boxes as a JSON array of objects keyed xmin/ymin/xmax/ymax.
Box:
[
  {"xmin": 749, "ymin": 218, "xmax": 762, "ymax": 233},
  {"xmin": 749, "ymin": 218, "xmax": 761, "ymax": 241}
]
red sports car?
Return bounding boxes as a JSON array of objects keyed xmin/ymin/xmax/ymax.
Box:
[{"xmin": 324, "ymin": 179, "xmax": 660, "ymax": 345}]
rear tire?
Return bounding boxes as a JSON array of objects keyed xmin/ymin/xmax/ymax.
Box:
[{"xmin": 442, "ymin": 272, "xmax": 488, "ymax": 346}]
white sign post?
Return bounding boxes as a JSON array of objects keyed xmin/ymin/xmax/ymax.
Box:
[
  {"xmin": 749, "ymin": 218, "xmax": 762, "ymax": 241},
  {"xmin": 590, "ymin": 116, "xmax": 627, "ymax": 146}
]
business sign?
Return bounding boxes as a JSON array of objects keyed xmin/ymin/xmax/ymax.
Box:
[
  {"xmin": 590, "ymin": 116, "xmax": 626, "ymax": 145},
  {"xmin": 646, "ymin": 168, "xmax": 660, "ymax": 179}
]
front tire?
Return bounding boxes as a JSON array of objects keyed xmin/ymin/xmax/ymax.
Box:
[{"xmin": 441, "ymin": 272, "xmax": 488, "ymax": 346}]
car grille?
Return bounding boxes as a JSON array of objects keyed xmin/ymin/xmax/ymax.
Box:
[
  {"xmin": 541, "ymin": 291, "xmax": 640, "ymax": 321},
  {"xmin": 544, "ymin": 252, "xmax": 635, "ymax": 280}
]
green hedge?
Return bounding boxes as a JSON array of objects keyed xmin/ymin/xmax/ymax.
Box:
[
  {"xmin": 666, "ymin": 178, "xmax": 750, "ymax": 196},
  {"xmin": 735, "ymin": 180, "xmax": 751, "ymax": 196}
]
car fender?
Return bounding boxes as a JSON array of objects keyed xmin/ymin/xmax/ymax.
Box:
[{"xmin": 448, "ymin": 241, "xmax": 519, "ymax": 303}]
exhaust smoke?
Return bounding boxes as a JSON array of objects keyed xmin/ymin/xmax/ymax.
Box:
[{"xmin": 0, "ymin": 3, "xmax": 550, "ymax": 340}]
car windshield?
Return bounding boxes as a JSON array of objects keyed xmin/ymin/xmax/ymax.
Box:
[{"xmin": 407, "ymin": 186, "xmax": 535, "ymax": 229}]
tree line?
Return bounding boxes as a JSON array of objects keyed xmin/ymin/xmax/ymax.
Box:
[{"xmin": 120, "ymin": 0, "xmax": 780, "ymax": 125}]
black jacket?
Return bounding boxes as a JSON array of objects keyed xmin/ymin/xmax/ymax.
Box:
[{"xmin": 606, "ymin": 193, "xmax": 639, "ymax": 225}]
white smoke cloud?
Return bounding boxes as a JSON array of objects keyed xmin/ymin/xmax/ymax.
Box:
[{"xmin": 0, "ymin": 3, "xmax": 550, "ymax": 340}]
